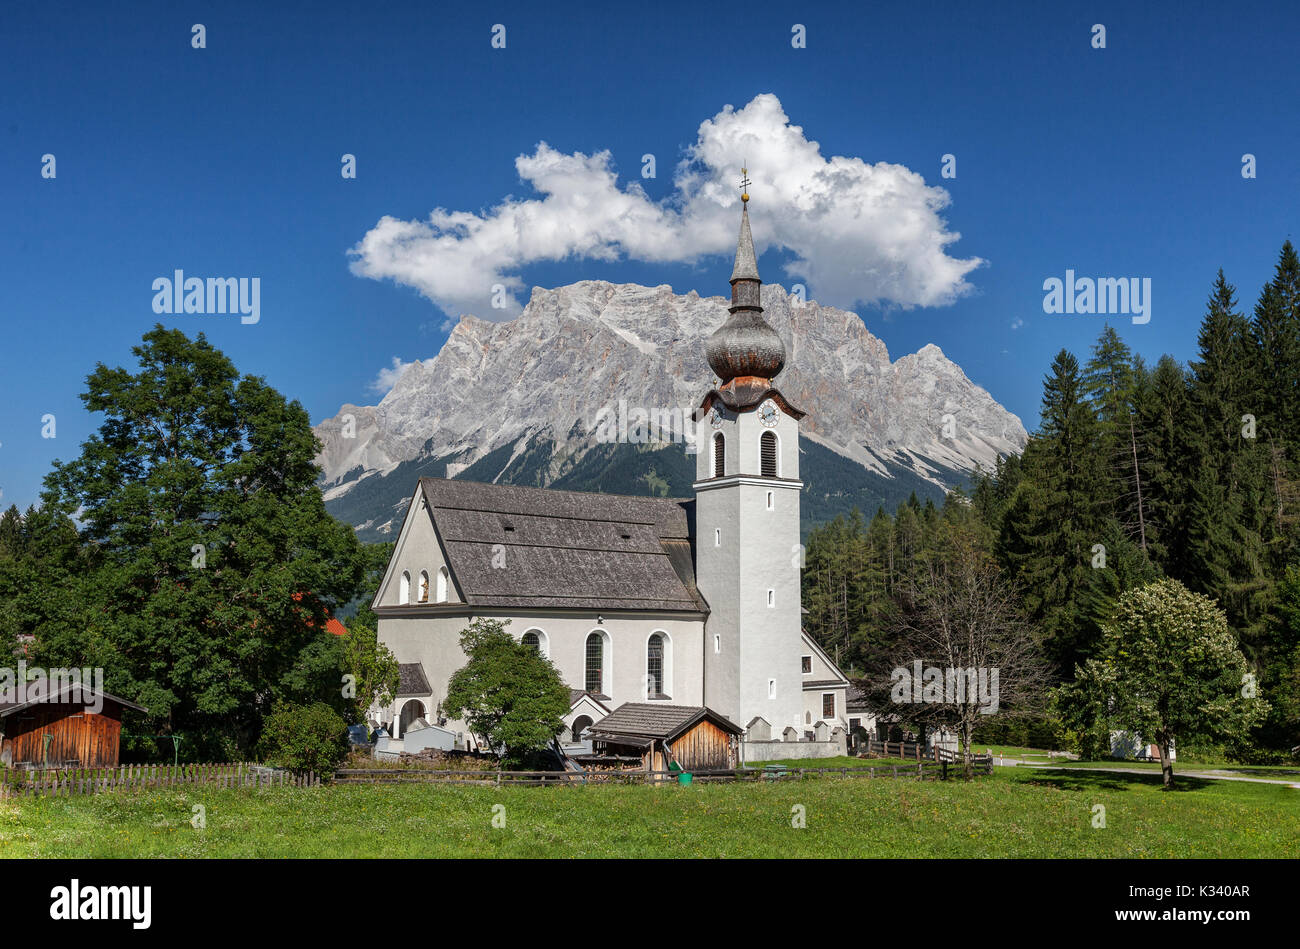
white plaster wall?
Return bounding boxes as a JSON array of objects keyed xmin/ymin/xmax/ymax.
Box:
[
  {"xmin": 375, "ymin": 492, "xmax": 459, "ymax": 608},
  {"xmin": 377, "ymin": 610, "xmax": 706, "ymax": 741},
  {"xmin": 695, "ymin": 402, "xmax": 805, "ymax": 735},
  {"xmin": 802, "ymin": 686, "xmax": 848, "ymax": 729}
]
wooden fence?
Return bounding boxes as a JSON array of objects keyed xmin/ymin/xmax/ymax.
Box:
[
  {"xmin": 0, "ymin": 762, "xmax": 321, "ymax": 799},
  {"xmin": 333, "ymin": 759, "xmax": 991, "ymax": 786},
  {"xmin": 864, "ymin": 739, "xmax": 993, "ymax": 773},
  {"xmin": 1, "ymin": 758, "xmax": 992, "ymax": 799},
  {"xmin": 865, "ymin": 738, "xmax": 937, "ymax": 760}
]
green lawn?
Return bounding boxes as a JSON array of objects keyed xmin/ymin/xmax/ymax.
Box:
[
  {"xmin": 747, "ymin": 756, "xmax": 923, "ymax": 769},
  {"xmin": 974, "ymin": 745, "xmax": 1061, "ymax": 758},
  {"xmin": 1052, "ymin": 759, "xmax": 1300, "ymax": 778},
  {"xmin": 2, "ymin": 766, "xmax": 1296, "ymax": 858}
]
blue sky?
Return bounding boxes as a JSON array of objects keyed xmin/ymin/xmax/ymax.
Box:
[{"xmin": 3, "ymin": 0, "xmax": 1298, "ymax": 511}]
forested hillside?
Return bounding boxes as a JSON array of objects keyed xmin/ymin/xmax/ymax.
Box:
[{"xmin": 804, "ymin": 242, "xmax": 1300, "ymax": 759}]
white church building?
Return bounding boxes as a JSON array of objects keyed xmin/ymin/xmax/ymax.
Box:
[{"xmin": 369, "ymin": 191, "xmax": 860, "ymax": 760}]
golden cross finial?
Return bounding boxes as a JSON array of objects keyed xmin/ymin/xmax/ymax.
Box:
[{"xmin": 740, "ymin": 162, "xmax": 751, "ymax": 203}]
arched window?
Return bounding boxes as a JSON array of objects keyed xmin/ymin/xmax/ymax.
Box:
[
  {"xmin": 418, "ymin": 570, "xmax": 430, "ymax": 603},
  {"xmin": 436, "ymin": 566, "xmax": 449, "ymax": 603},
  {"xmin": 585, "ymin": 632, "xmax": 606, "ymax": 694},
  {"xmin": 521, "ymin": 628, "xmax": 549, "ymax": 657},
  {"xmin": 646, "ymin": 633, "xmax": 665, "ymax": 697},
  {"xmin": 760, "ymin": 431, "xmax": 778, "ymax": 477},
  {"xmin": 399, "ymin": 570, "xmax": 410, "ymax": 604},
  {"xmin": 713, "ymin": 432, "xmax": 725, "ymax": 478},
  {"xmin": 571, "ymin": 715, "xmax": 593, "ymax": 742}
]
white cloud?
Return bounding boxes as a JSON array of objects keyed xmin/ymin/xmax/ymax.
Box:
[
  {"xmin": 368, "ymin": 357, "xmax": 421, "ymax": 395},
  {"xmin": 1010, "ymin": 317, "xmax": 1024, "ymax": 330},
  {"xmin": 348, "ymin": 93, "xmax": 984, "ymax": 320}
]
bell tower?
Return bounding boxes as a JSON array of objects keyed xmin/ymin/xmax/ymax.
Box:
[{"xmin": 694, "ymin": 172, "xmax": 806, "ymax": 736}]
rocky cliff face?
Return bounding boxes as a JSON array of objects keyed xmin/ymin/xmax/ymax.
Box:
[{"xmin": 314, "ymin": 281, "xmax": 1026, "ymax": 537}]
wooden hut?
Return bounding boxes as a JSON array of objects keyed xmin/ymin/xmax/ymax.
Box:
[
  {"xmin": 584, "ymin": 703, "xmax": 742, "ymax": 775},
  {"xmin": 0, "ymin": 686, "xmax": 146, "ymax": 768}
]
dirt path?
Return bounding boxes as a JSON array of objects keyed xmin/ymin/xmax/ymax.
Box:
[{"xmin": 995, "ymin": 758, "xmax": 1300, "ymax": 788}]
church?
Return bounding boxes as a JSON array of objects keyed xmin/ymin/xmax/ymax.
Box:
[{"xmin": 369, "ymin": 187, "xmax": 863, "ymax": 761}]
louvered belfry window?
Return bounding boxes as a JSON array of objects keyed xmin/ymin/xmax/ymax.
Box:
[
  {"xmin": 760, "ymin": 431, "xmax": 778, "ymax": 477},
  {"xmin": 713, "ymin": 432, "xmax": 725, "ymax": 478}
]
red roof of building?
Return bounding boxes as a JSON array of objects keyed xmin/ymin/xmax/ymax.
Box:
[{"xmin": 291, "ymin": 591, "xmax": 348, "ymax": 636}]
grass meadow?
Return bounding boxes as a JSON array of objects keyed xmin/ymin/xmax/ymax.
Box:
[{"xmin": 1, "ymin": 766, "xmax": 1296, "ymax": 858}]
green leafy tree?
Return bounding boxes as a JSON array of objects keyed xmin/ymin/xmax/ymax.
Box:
[
  {"xmin": 37, "ymin": 326, "xmax": 367, "ymax": 759},
  {"xmin": 1062, "ymin": 579, "xmax": 1268, "ymax": 788},
  {"xmin": 442, "ymin": 618, "xmax": 570, "ymax": 766},
  {"xmin": 259, "ymin": 702, "xmax": 349, "ymax": 774},
  {"xmin": 340, "ymin": 604, "xmax": 400, "ymax": 725}
]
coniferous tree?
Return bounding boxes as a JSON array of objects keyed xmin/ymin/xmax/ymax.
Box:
[
  {"xmin": 1137, "ymin": 355, "xmax": 1193, "ymax": 575},
  {"xmin": 1083, "ymin": 325, "xmax": 1150, "ymax": 555},
  {"xmin": 1248, "ymin": 243, "xmax": 1300, "ymax": 570},
  {"xmin": 999, "ymin": 350, "xmax": 1108, "ymax": 674},
  {"xmin": 1184, "ymin": 273, "xmax": 1275, "ymax": 651}
]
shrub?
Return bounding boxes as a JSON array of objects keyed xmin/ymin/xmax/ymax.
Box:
[
  {"xmin": 259, "ymin": 702, "xmax": 349, "ymax": 774},
  {"xmin": 442, "ymin": 618, "xmax": 570, "ymax": 767}
]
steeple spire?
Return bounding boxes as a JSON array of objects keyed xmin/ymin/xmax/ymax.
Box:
[
  {"xmin": 730, "ymin": 164, "xmax": 759, "ymax": 283},
  {"xmin": 704, "ymin": 174, "xmax": 787, "ymax": 392},
  {"xmin": 730, "ymin": 203, "xmax": 760, "ymax": 283}
]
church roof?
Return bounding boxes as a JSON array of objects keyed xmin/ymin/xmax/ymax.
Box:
[
  {"xmin": 694, "ymin": 383, "xmax": 806, "ymax": 419},
  {"xmin": 705, "ymin": 195, "xmax": 790, "ymax": 394},
  {"xmin": 397, "ymin": 662, "xmax": 431, "ymax": 696},
  {"xmin": 730, "ymin": 202, "xmax": 760, "ymax": 282},
  {"xmin": 418, "ymin": 477, "xmax": 706, "ymax": 613},
  {"xmin": 569, "ymin": 688, "xmax": 612, "ymax": 710}
]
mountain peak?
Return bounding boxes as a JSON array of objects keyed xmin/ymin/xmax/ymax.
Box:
[{"xmin": 315, "ymin": 280, "xmax": 1026, "ymax": 529}]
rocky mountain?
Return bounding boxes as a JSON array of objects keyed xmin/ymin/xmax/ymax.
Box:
[{"xmin": 315, "ymin": 281, "xmax": 1027, "ymax": 541}]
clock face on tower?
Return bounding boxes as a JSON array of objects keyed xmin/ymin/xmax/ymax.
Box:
[
  {"xmin": 758, "ymin": 399, "xmax": 779, "ymax": 428},
  {"xmin": 709, "ymin": 405, "xmax": 725, "ymax": 428}
]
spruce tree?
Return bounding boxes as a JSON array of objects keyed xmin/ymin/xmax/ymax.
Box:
[
  {"xmin": 1136, "ymin": 355, "xmax": 1193, "ymax": 575},
  {"xmin": 1083, "ymin": 325, "xmax": 1149, "ymax": 555},
  {"xmin": 998, "ymin": 350, "xmax": 1108, "ymax": 674},
  {"xmin": 1185, "ymin": 272, "xmax": 1275, "ymax": 651}
]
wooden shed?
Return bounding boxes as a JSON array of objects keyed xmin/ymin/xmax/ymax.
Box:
[
  {"xmin": 0, "ymin": 686, "xmax": 147, "ymax": 768},
  {"xmin": 584, "ymin": 703, "xmax": 742, "ymax": 775}
]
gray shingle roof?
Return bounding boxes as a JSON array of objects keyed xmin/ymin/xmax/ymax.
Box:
[
  {"xmin": 397, "ymin": 662, "xmax": 431, "ymax": 696},
  {"xmin": 846, "ymin": 684, "xmax": 874, "ymax": 711},
  {"xmin": 584, "ymin": 703, "xmax": 742, "ymax": 741},
  {"xmin": 802, "ymin": 679, "xmax": 845, "ymax": 689},
  {"xmin": 420, "ymin": 478, "xmax": 705, "ymax": 613},
  {"xmin": 0, "ymin": 686, "xmax": 147, "ymax": 716},
  {"xmin": 569, "ymin": 688, "xmax": 611, "ymax": 708}
]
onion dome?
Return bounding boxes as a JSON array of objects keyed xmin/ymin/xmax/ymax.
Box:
[{"xmin": 705, "ymin": 197, "xmax": 787, "ymax": 385}]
